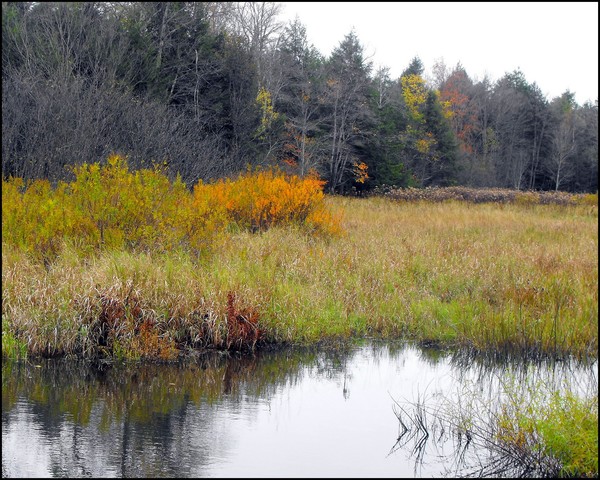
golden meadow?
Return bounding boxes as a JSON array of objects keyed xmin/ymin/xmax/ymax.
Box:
[{"xmin": 2, "ymin": 156, "xmax": 598, "ymax": 361}]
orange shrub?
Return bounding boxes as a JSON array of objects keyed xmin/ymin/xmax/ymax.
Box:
[{"xmin": 192, "ymin": 167, "xmax": 341, "ymax": 236}]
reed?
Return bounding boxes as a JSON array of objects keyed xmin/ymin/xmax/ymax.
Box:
[{"xmin": 392, "ymin": 374, "xmax": 598, "ymax": 477}]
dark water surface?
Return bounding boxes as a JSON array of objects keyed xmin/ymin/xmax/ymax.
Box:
[{"xmin": 2, "ymin": 342, "xmax": 597, "ymax": 478}]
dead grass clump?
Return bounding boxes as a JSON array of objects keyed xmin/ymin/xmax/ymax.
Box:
[
  {"xmin": 225, "ymin": 291, "xmax": 263, "ymax": 352},
  {"xmin": 82, "ymin": 289, "xmax": 177, "ymax": 361}
]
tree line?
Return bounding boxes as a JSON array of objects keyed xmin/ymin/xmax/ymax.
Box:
[{"xmin": 2, "ymin": 2, "xmax": 598, "ymax": 193}]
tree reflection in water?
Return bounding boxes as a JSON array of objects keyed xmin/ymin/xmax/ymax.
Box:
[
  {"xmin": 2, "ymin": 346, "xmax": 350, "ymax": 477},
  {"xmin": 2, "ymin": 342, "xmax": 596, "ymax": 478}
]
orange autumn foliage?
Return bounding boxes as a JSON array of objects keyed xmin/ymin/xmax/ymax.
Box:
[{"xmin": 193, "ymin": 167, "xmax": 340, "ymax": 235}]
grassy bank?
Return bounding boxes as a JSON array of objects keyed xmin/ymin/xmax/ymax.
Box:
[{"xmin": 2, "ymin": 189, "xmax": 597, "ymax": 361}]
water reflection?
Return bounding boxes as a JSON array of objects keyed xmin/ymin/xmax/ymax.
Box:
[{"xmin": 2, "ymin": 342, "xmax": 597, "ymax": 478}]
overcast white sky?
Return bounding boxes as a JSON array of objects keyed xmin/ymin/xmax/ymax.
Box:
[{"xmin": 278, "ymin": 2, "xmax": 598, "ymax": 106}]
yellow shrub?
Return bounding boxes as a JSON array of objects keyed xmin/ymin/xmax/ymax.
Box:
[
  {"xmin": 576, "ymin": 193, "xmax": 598, "ymax": 206},
  {"xmin": 514, "ymin": 191, "xmax": 540, "ymax": 206}
]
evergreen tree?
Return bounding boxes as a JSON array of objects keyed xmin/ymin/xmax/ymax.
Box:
[
  {"xmin": 423, "ymin": 90, "xmax": 459, "ymax": 186},
  {"xmin": 322, "ymin": 30, "xmax": 372, "ymax": 193},
  {"xmin": 401, "ymin": 56, "xmax": 424, "ymax": 78},
  {"xmin": 276, "ymin": 17, "xmax": 326, "ymax": 176},
  {"xmin": 363, "ymin": 69, "xmax": 411, "ymax": 188}
]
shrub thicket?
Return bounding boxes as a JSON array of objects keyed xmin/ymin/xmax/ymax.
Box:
[
  {"xmin": 2, "ymin": 155, "xmax": 341, "ymax": 260},
  {"xmin": 376, "ymin": 185, "xmax": 598, "ymax": 206}
]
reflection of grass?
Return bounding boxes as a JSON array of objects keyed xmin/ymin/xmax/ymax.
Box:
[
  {"xmin": 392, "ymin": 375, "xmax": 598, "ymax": 478},
  {"xmin": 2, "ymin": 196, "xmax": 598, "ymax": 360},
  {"xmin": 0, "ymin": 346, "xmax": 333, "ymax": 428}
]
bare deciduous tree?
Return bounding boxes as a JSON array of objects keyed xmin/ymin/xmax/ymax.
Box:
[{"xmin": 230, "ymin": 1, "xmax": 283, "ymax": 86}]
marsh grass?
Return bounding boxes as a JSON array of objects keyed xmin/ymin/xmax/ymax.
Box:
[
  {"xmin": 2, "ymin": 194, "xmax": 597, "ymax": 361},
  {"xmin": 1, "ymin": 319, "xmax": 27, "ymax": 360}
]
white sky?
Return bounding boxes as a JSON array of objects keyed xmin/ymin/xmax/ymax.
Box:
[{"xmin": 278, "ymin": 2, "xmax": 598, "ymax": 106}]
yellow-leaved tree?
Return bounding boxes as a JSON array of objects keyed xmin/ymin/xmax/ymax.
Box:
[{"xmin": 401, "ymin": 74, "xmax": 428, "ymax": 124}]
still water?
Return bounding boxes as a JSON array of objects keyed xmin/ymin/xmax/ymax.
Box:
[{"xmin": 2, "ymin": 341, "xmax": 597, "ymax": 478}]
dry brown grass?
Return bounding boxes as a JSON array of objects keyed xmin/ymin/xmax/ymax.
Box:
[{"xmin": 374, "ymin": 185, "xmax": 598, "ymax": 207}]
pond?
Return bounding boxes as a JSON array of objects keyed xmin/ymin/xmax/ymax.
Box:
[{"xmin": 2, "ymin": 341, "xmax": 597, "ymax": 478}]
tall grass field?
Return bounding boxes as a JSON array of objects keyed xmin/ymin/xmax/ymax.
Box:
[{"xmin": 2, "ymin": 157, "xmax": 597, "ymax": 361}]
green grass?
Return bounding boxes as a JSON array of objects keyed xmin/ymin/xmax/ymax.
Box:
[
  {"xmin": 2, "ymin": 196, "xmax": 598, "ymax": 360},
  {"xmin": 513, "ymin": 391, "xmax": 598, "ymax": 477},
  {"xmin": 1, "ymin": 319, "xmax": 27, "ymax": 360}
]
